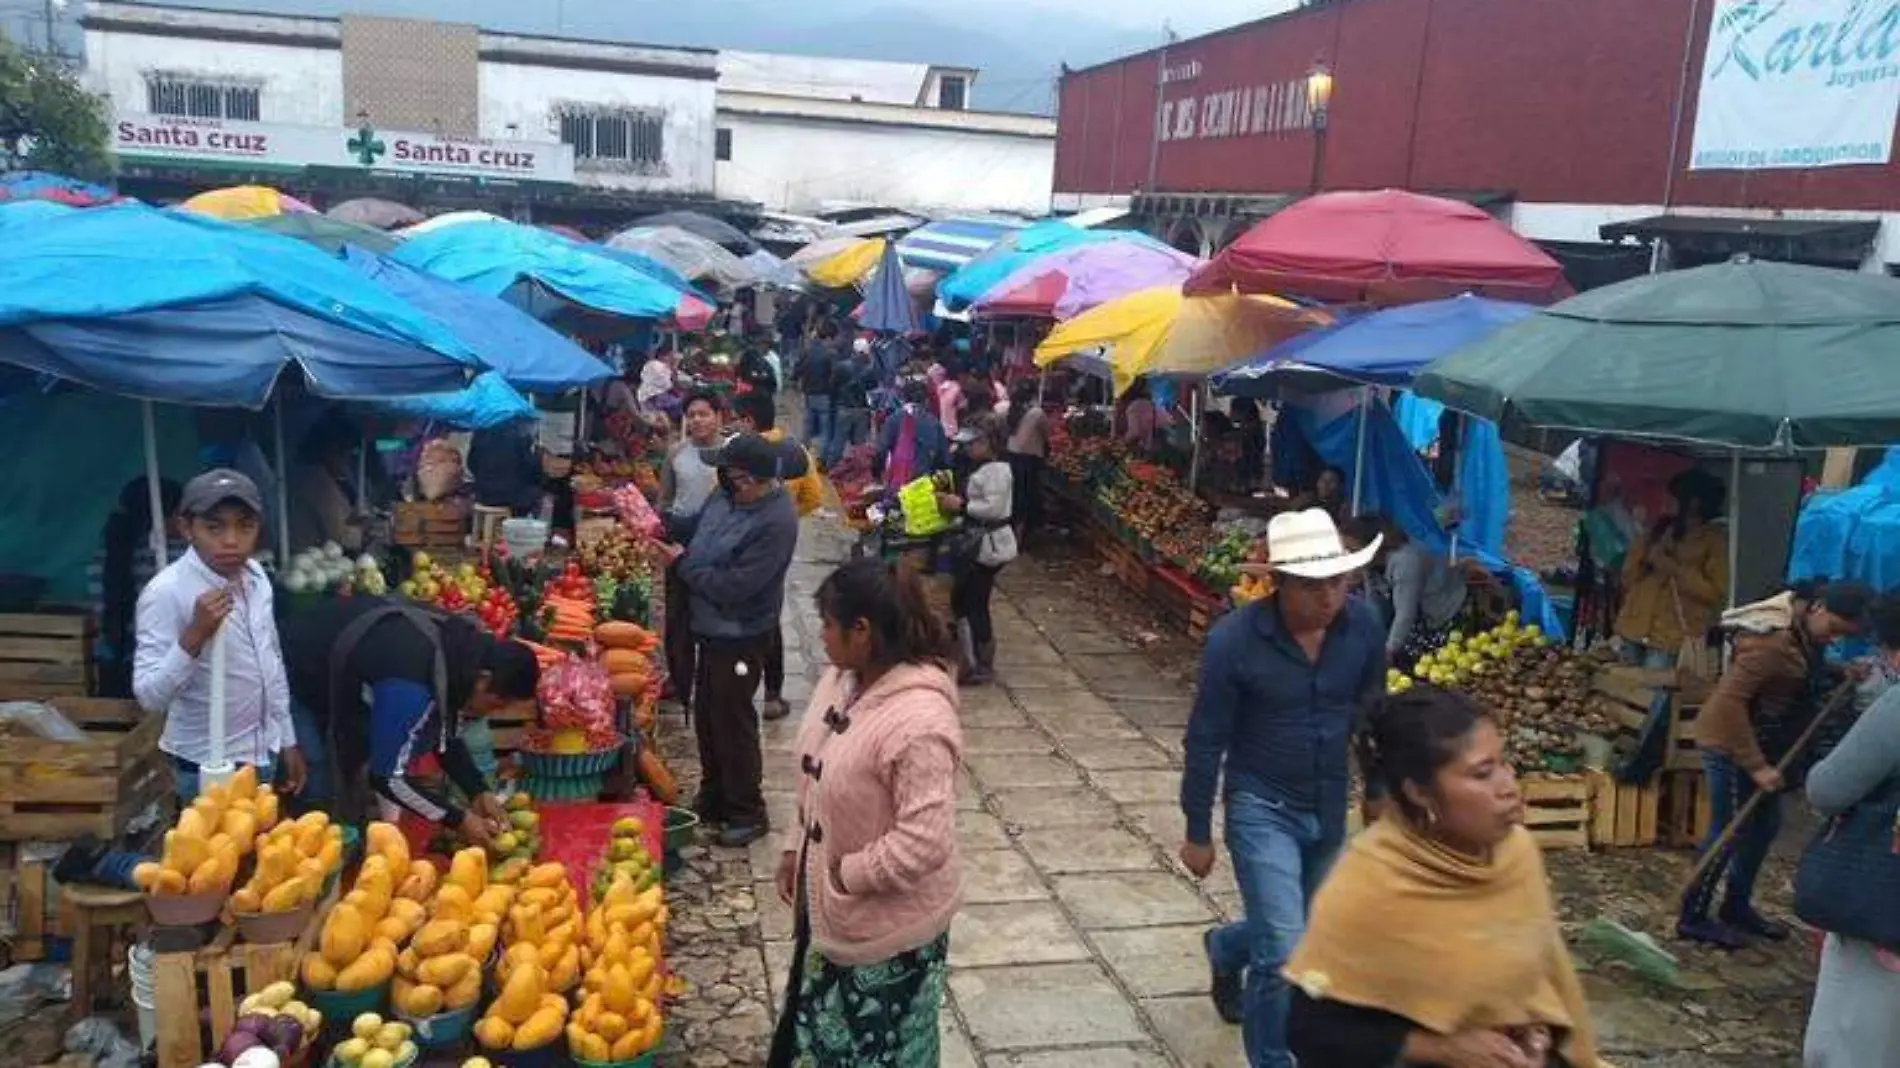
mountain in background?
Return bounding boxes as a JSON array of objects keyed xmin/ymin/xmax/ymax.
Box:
[{"xmin": 16, "ymin": 0, "xmax": 1175, "ymax": 113}]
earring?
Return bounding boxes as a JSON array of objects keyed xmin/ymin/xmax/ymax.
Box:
[{"xmin": 1424, "ymin": 806, "xmax": 1440, "ymax": 828}]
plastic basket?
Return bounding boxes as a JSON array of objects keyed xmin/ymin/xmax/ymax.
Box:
[
  {"xmin": 233, "ymin": 900, "xmax": 314, "ymax": 944},
  {"xmin": 519, "ymin": 746, "xmax": 622, "ymax": 779},
  {"xmin": 309, "ymin": 982, "xmax": 388, "ymax": 1024},
  {"xmin": 145, "ymin": 889, "xmax": 228, "ymax": 927},
  {"xmin": 397, "ymin": 1003, "xmax": 477, "ymax": 1048},
  {"xmin": 522, "ymin": 772, "xmax": 607, "ymax": 803},
  {"xmin": 501, "ymin": 518, "xmax": 550, "ymax": 557},
  {"xmin": 663, "ymin": 807, "xmax": 700, "ymax": 852}
]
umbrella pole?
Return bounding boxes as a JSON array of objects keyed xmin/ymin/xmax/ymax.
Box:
[
  {"xmin": 1351, "ymin": 387, "xmax": 1371, "ymax": 516},
  {"xmin": 1189, "ymin": 385, "xmax": 1202, "ymax": 492},
  {"xmin": 577, "ymin": 388, "xmax": 589, "ymax": 456},
  {"xmin": 358, "ymin": 430, "xmax": 369, "ymax": 512},
  {"xmin": 1448, "ymin": 412, "xmax": 1463, "ymax": 564},
  {"xmin": 274, "ymin": 397, "xmax": 290, "ymax": 568},
  {"xmin": 142, "ymin": 401, "xmax": 169, "ymax": 566},
  {"xmin": 1728, "ymin": 451, "xmax": 1741, "ymax": 609}
]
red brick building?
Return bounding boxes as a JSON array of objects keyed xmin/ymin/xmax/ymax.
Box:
[{"xmin": 1055, "ymin": 0, "xmax": 1900, "ymax": 279}]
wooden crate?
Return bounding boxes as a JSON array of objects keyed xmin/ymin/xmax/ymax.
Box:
[
  {"xmin": 1590, "ymin": 665, "xmax": 1674, "ymax": 734},
  {"xmin": 8, "ymin": 858, "xmax": 57, "ymax": 963},
  {"xmin": 1666, "ymin": 700, "xmax": 1704, "ymax": 773},
  {"xmin": 1521, "ymin": 775, "xmax": 1591, "ymax": 850},
  {"xmin": 153, "ymin": 897, "xmax": 330, "ymax": 1068},
  {"xmin": 0, "ymin": 694, "xmax": 170, "ymax": 842},
  {"xmin": 393, "ymin": 499, "xmax": 468, "ymax": 550},
  {"xmin": 1660, "ymin": 767, "xmax": 1714, "ymax": 848},
  {"xmin": 0, "ymin": 612, "xmax": 95, "ymax": 696},
  {"xmin": 1585, "ymin": 768, "xmax": 1660, "ymax": 848}
]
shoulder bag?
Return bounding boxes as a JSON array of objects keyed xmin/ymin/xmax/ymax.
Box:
[
  {"xmin": 1671, "ymin": 580, "xmax": 1719, "ymax": 682},
  {"xmin": 1793, "ymin": 778, "xmax": 1900, "ymax": 949}
]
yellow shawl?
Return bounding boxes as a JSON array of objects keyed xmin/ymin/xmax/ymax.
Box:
[{"xmin": 1285, "ymin": 817, "xmax": 1600, "ymax": 1067}]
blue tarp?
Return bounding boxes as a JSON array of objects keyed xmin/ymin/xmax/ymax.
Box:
[
  {"xmin": 1214, "ymin": 295, "xmax": 1537, "ymax": 394},
  {"xmin": 0, "ymin": 200, "xmax": 75, "ymax": 227},
  {"xmin": 1394, "ymin": 392, "xmax": 1443, "ymax": 451},
  {"xmin": 938, "ymin": 223, "xmax": 1165, "ymax": 311},
  {"xmin": 1790, "ymin": 448, "xmax": 1900, "ymax": 591},
  {"xmin": 342, "ymin": 247, "xmax": 613, "ymax": 392},
  {"xmin": 586, "ymin": 244, "xmax": 716, "ymax": 306},
  {"xmin": 861, "ymin": 241, "xmax": 920, "ymax": 334},
  {"xmin": 395, "ymin": 218, "xmax": 685, "ymax": 322},
  {"xmin": 0, "ymin": 205, "xmax": 481, "ymax": 407},
  {"xmin": 365, "ymin": 371, "xmax": 536, "ymax": 430}
]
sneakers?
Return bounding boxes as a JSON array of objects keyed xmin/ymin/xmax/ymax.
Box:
[
  {"xmin": 1204, "ymin": 929, "xmax": 1244, "ymax": 1025},
  {"xmin": 718, "ymin": 823, "xmax": 770, "ymax": 848},
  {"xmin": 1676, "ymin": 916, "xmax": 1749, "ymax": 951},
  {"xmin": 761, "ymin": 695, "xmax": 792, "ymax": 721},
  {"xmin": 1720, "ymin": 905, "xmax": 1791, "ymax": 941}
]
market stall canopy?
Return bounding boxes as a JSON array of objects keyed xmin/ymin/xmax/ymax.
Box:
[
  {"xmin": 246, "ymin": 213, "xmax": 401, "ymax": 255},
  {"xmin": 973, "ymin": 240, "xmax": 1201, "ymax": 320},
  {"xmin": 1214, "ymin": 294, "xmax": 1537, "ymax": 396},
  {"xmin": 327, "ymin": 197, "xmax": 425, "ymax": 230},
  {"xmin": 635, "ymin": 209, "xmax": 760, "ymax": 255},
  {"xmin": 742, "ymin": 249, "xmax": 806, "ymax": 290},
  {"xmin": 0, "ymin": 200, "xmax": 75, "ymax": 227},
  {"xmin": 0, "ymin": 204, "xmax": 481, "ymax": 407},
  {"xmin": 607, "ymin": 225, "xmax": 758, "ymax": 290},
  {"xmin": 179, "ymin": 184, "xmax": 316, "ymax": 221},
  {"xmin": 896, "ymin": 216, "xmax": 1029, "ymax": 273},
  {"xmin": 395, "ymin": 218, "xmax": 689, "ymax": 326},
  {"xmin": 401, "ymin": 210, "xmax": 506, "ymax": 236},
  {"xmin": 788, "ymin": 234, "xmax": 871, "ymax": 267},
  {"xmin": 939, "ymin": 222, "xmax": 1168, "ymax": 312},
  {"xmin": 1186, "ymin": 189, "xmax": 1570, "ymax": 305},
  {"xmin": 0, "ymin": 171, "xmax": 118, "ymax": 207},
  {"xmin": 803, "ymin": 237, "xmax": 885, "ymax": 289},
  {"xmin": 1035, "ymin": 285, "xmax": 1328, "ymax": 396},
  {"xmin": 860, "ymin": 240, "xmax": 920, "ymax": 335},
  {"xmin": 364, "ymin": 369, "xmax": 536, "ymax": 429},
  {"xmin": 341, "ymin": 245, "xmax": 613, "ymax": 392},
  {"xmin": 1413, "ymin": 257, "xmax": 1900, "ymax": 449}
]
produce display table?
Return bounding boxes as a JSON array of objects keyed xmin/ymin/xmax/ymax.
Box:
[{"xmin": 535, "ymin": 799, "xmax": 666, "ymax": 902}]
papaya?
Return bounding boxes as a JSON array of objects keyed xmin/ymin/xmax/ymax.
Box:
[
  {"xmin": 610, "ymin": 672, "xmax": 648, "ymax": 698},
  {"xmin": 594, "ymin": 621, "xmax": 651, "ymax": 650},
  {"xmin": 600, "ymin": 648, "xmax": 647, "ymax": 675}
]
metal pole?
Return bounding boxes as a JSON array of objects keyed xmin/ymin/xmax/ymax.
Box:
[
  {"xmin": 1188, "ymin": 384, "xmax": 1202, "ymax": 491},
  {"xmin": 142, "ymin": 401, "xmax": 168, "ymax": 565},
  {"xmin": 357, "ymin": 430, "xmax": 369, "ymax": 512},
  {"xmin": 273, "ymin": 396, "xmax": 290, "ymax": 567},
  {"xmin": 1448, "ymin": 411, "xmax": 1463, "ymax": 563},
  {"xmin": 1351, "ymin": 386, "xmax": 1370, "ymax": 516},
  {"xmin": 1728, "ymin": 451, "xmax": 1741, "ymax": 609}
]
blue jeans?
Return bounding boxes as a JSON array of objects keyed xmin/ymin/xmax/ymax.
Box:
[
  {"xmin": 1207, "ymin": 791, "xmax": 1346, "ymax": 1068},
  {"xmin": 827, "ymin": 408, "xmax": 872, "ymax": 469},
  {"xmin": 802, "ymin": 397, "xmax": 834, "ymax": 451},
  {"xmin": 172, "ymin": 757, "xmax": 273, "ymax": 804},
  {"xmin": 1683, "ymin": 751, "xmax": 1783, "ymax": 921},
  {"xmin": 291, "ymin": 701, "xmax": 331, "ymax": 802}
]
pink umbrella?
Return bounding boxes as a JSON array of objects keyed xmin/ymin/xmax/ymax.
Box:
[{"xmin": 973, "ymin": 240, "xmax": 1201, "ymax": 320}]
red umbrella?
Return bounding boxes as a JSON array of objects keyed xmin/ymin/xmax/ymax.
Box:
[{"xmin": 1186, "ymin": 189, "xmax": 1570, "ymax": 305}]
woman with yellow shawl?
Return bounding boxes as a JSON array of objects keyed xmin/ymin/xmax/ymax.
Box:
[{"xmin": 1286, "ymin": 687, "xmax": 1602, "ymax": 1068}]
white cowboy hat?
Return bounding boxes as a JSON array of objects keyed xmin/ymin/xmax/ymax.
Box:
[{"xmin": 1257, "ymin": 508, "xmax": 1381, "ymax": 579}]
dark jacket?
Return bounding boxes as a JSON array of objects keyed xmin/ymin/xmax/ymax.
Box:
[
  {"xmin": 679, "ymin": 486, "xmax": 799, "ymax": 639},
  {"xmin": 831, "ymin": 357, "xmax": 876, "ymax": 411},
  {"xmin": 1696, "ymin": 625, "xmax": 1819, "ymax": 773},
  {"xmin": 876, "ymin": 406, "xmax": 950, "ymax": 479},
  {"xmin": 466, "ymin": 423, "xmax": 542, "ymax": 514},
  {"xmin": 1180, "ymin": 596, "xmax": 1387, "ymax": 843}
]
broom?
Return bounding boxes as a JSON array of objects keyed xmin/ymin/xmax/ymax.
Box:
[{"xmin": 1581, "ymin": 679, "xmax": 1856, "ymax": 989}]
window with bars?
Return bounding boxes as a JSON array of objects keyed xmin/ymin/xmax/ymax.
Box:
[
  {"xmin": 145, "ymin": 76, "xmax": 261, "ymax": 121},
  {"xmin": 558, "ymin": 108, "xmax": 665, "ymax": 168}
]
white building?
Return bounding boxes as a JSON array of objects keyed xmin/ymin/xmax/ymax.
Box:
[
  {"xmin": 82, "ymin": 2, "xmax": 720, "ymax": 220},
  {"xmin": 713, "ymin": 51, "xmax": 1056, "ymax": 218}
]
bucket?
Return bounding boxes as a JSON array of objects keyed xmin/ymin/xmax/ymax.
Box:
[
  {"xmin": 129, "ymin": 943, "xmax": 157, "ymax": 1048},
  {"xmin": 501, "ymin": 518, "xmax": 550, "ymax": 558}
]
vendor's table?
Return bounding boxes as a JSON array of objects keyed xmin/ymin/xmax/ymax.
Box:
[{"xmin": 535, "ymin": 799, "xmax": 667, "ymax": 901}]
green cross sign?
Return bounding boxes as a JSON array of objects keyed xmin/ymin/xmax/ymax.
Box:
[{"xmin": 348, "ymin": 125, "xmax": 386, "ymax": 166}]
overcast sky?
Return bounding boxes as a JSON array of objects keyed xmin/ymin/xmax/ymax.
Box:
[{"xmin": 1011, "ymin": 0, "xmax": 1300, "ymax": 38}]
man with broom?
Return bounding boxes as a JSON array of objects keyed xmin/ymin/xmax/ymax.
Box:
[{"xmin": 1679, "ymin": 583, "xmax": 1870, "ymax": 948}]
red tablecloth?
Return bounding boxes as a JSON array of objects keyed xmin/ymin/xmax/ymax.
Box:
[{"xmin": 534, "ymin": 799, "xmax": 667, "ymax": 902}]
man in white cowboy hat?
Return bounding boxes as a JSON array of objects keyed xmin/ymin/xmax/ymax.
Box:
[{"xmin": 1179, "ymin": 508, "xmax": 1387, "ymax": 1068}]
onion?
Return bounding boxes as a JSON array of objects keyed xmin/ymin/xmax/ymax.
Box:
[
  {"xmin": 217, "ymin": 1029, "xmax": 262, "ymax": 1064},
  {"xmin": 259, "ymin": 1014, "xmax": 303, "ymax": 1058},
  {"xmin": 230, "ymin": 1048, "xmax": 281, "ymax": 1068}
]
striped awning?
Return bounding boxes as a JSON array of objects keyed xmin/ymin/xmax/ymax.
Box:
[{"xmin": 897, "ymin": 217, "xmax": 1029, "ymax": 272}]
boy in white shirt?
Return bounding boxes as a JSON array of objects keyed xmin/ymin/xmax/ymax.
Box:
[{"xmin": 134, "ymin": 469, "xmax": 305, "ymax": 801}]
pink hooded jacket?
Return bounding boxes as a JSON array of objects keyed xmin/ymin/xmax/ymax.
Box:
[{"xmin": 790, "ymin": 662, "xmax": 964, "ymax": 966}]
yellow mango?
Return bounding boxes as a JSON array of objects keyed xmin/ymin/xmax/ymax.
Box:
[
  {"xmin": 547, "ymin": 945, "xmax": 580, "ymax": 992},
  {"xmin": 354, "ymin": 859, "xmax": 394, "ymax": 918},
  {"xmin": 176, "ymin": 808, "xmax": 213, "ymax": 841},
  {"xmin": 431, "ymin": 885, "xmax": 475, "ymax": 925},
  {"xmin": 219, "ymin": 809, "xmax": 257, "ymax": 851},
  {"xmin": 417, "ymin": 953, "xmax": 475, "ymax": 989},
  {"xmin": 252, "ymin": 790, "xmax": 279, "ymax": 830},
  {"xmin": 164, "ymin": 830, "xmax": 210, "ymax": 876},
  {"xmin": 334, "ymin": 944, "xmax": 395, "ymax": 992},
  {"xmin": 396, "ymin": 859, "xmax": 438, "ymax": 902},
  {"xmin": 444, "ymin": 968, "xmax": 482, "ymax": 1010},
  {"xmin": 228, "ymin": 764, "xmax": 258, "ymax": 800},
  {"xmin": 574, "ymin": 1031, "xmax": 610, "ymax": 1063},
  {"xmin": 366, "ymin": 821, "xmax": 411, "ymax": 872},
  {"xmin": 231, "ymin": 887, "xmax": 263, "ymax": 913},
  {"xmin": 512, "ymin": 1005, "xmax": 564, "ymax": 1051},
  {"xmin": 397, "ymin": 947, "xmax": 421, "ymax": 980},
  {"xmin": 152, "ymin": 868, "xmax": 188, "ymax": 895},
  {"xmin": 260, "ymin": 876, "xmax": 307, "ymax": 913},
  {"xmin": 518, "ymin": 887, "xmax": 560, "ymax": 910},
  {"xmin": 132, "ymin": 862, "xmax": 163, "ymax": 893},
  {"xmin": 412, "ymin": 919, "xmax": 469, "ymax": 957},
  {"xmin": 523, "ymin": 863, "xmax": 566, "ymax": 890},
  {"xmin": 395, "ymin": 981, "xmax": 443, "ymax": 1017},
  {"xmin": 301, "ymin": 953, "xmax": 338, "ymax": 991},
  {"xmin": 374, "ymin": 915, "xmax": 410, "ymax": 944},
  {"xmin": 447, "ymin": 847, "xmax": 487, "ymax": 898},
  {"xmin": 609, "ymin": 1029, "xmax": 646, "ymax": 1061},
  {"xmin": 320, "ymin": 903, "xmax": 369, "ymax": 966},
  {"xmin": 473, "ymin": 1016, "xmax": 514, "ymax": 1050},
  {"xmin": 602, "ymin": 964, "xmax": 636, "ymax": 1015},
  {"xmin": 593, "ymin": 1012, "xmax": 629, "ymax": 1043},
  {"xmin": 492, "ymin": 961, "xmax": 545, "ymax": 1025},
  {"xmin": 186, "ymin": 856, "xmax": 227, "ymax": 895},
  {"xmin": 316, "ymin": 837, "xmax": 344, "ymax": 873},
  {"xmin": 466, "ymin": 922, "xmax": 498, "ymax": 962}
]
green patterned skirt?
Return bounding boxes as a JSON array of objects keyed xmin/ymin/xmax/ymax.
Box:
[{"xmin": 776, "ymin": 933, "xmax": 950, "ymax": 1068}]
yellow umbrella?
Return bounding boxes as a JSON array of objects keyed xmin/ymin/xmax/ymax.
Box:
[
  {"xmin": 1036, "ymin": 286, "xmax": 1329, "ymax": 395},
  {"xmin": 179, "ymin": 185, "xmax": 315, "ymax": 221},
  {"xmin": 804, "ymin": 237, "xmax": 885, "ymax": 288}
]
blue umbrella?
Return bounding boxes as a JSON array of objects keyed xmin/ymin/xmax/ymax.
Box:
[
  {"xmin": 0, "ymin": 200, "xmax": 76, "ymax": 227},
  {"xmin": 0, "ymin": 204, "xmax": 481, "ymax": 407},
  {"xmin": 366, "ymin": 370, "xmax": 537, "ymax": 430},
  {"xmin": 0, "ymin": 171, "xmax": 118, "ymax": 207},
  {"xmin": 937, "ymin": 222, "xmax": 1167, "ymax": 311},
  {"xmin": 1212, "ymin": 294, "xmax": 1537, "ymax": 397},
  {"xmin": 860, "ymin": 240, "xmax": 919, "ymax": 334},
  {"xmin": 395, "ymin": 218, "xmax": 687, "ymax": 323},
  {"xmin": 342, "ymin": 246, "xmax": 613, "ymax": 392}
]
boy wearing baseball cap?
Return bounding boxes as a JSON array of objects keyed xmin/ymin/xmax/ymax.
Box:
[{"xmin": 134, "ymin": 468, "xmax": 304, "ymax": 801}]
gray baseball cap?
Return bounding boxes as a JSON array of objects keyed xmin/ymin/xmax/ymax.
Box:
[{"xmin": 180, "ymin": 468, "xmax": 264, "ymax": 518}]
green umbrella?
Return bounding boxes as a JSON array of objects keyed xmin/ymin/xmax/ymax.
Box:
[
  {"xmin": 243, "ymin": 212, "xmax": 400, "ymax": 255},
  {"xmin": 1414, "ymin": 258, "xmax": 1900, "ymax": 449}
]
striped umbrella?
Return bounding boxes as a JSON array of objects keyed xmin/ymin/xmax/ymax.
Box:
[{"xmin": 896, "ymin": 216, "xmax": 1029, "ymax": 272}]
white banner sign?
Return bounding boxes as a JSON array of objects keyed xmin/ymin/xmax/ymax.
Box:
[
  {"xmin": 1689, "ymin": 0, "xmax": 1900, "ymax": 171},
  {"xmin": 113, "ymin": 110, "xmax": 575, "ymax": 183}
]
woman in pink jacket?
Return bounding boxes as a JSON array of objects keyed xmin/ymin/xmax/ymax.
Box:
[{"xmin": 768, "ymin": 558, "xmax": 963, "ymax": 1068}]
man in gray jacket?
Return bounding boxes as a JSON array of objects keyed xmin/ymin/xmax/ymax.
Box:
[{"xmin": 676, "ymin": 432, "xmax": 805, "ymax": 847}]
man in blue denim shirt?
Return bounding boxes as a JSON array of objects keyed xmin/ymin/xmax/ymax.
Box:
[{"xmin": 1179, "ymin": 509, "xmax": 1387, "ymax": 1068}]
